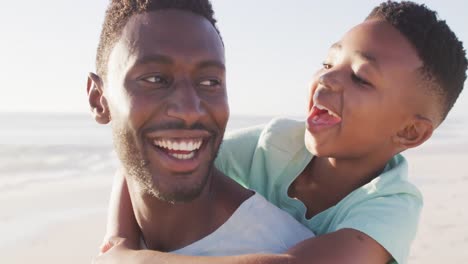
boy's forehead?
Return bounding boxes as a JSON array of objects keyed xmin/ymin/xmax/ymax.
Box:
[{"xmin": 333, "ymin": 19, "xmax": 422, "ymax": 71}]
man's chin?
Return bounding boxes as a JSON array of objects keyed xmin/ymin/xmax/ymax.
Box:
[
  {"xmin": 142, "ymin": 180, "xmax": 207, "ymax": 204},
  {"xmin": 151, "ymin": 188, "xmax": 203, "ymax": 204}
]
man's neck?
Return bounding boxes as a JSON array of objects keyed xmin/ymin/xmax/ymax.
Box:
[{"xmin": 127, "ymin": 169, "xmax": 252, "ymax": 252}]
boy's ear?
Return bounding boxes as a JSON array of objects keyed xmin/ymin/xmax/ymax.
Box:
[
  {"xmin": 393, "ymin": 115, "xmax": 433, "ymax": 149},
  {"xmin": 87, "ymin": 73, "xmax": 110, "ymax": 124}
]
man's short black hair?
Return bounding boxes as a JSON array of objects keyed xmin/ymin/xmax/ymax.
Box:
[
  {"xmin": 96, "ymin": 0, "xmax": 220, "ymax": 79},
  {"xmin": 367, "ymin": 1, "xmax": 467, "ymax": 122}
]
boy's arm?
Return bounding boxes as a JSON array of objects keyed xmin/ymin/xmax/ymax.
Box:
[
  {"xmin": 101, "ymin": 169, "xmax": 140, "ymax": 251},
  {"xmin": 94, "ymin": 229, "xmax": 391, "ymax": 264}
]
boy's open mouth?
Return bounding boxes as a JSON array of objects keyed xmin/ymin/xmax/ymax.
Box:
[{"xmin": 307, "ymin": 103, "xmax": 342, "ymax": 128}]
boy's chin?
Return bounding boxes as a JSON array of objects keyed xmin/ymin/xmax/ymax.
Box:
[
  {"xmin": 304, "ymin": 133, "xmax": 338, "ymax": 158},
  {"xmin": 304, "ymin": 133, "xmax": 322, "ymax": 156}
]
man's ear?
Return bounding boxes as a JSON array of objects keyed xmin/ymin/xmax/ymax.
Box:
[
  {"xmin": 87, "ymin": 72, "xmax": 110, "ymax": 124},
  {"xmin": 393, "ymin": 115, "xmax": 433, "ymax": 150}
]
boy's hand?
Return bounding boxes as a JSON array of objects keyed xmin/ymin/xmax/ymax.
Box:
[
  {"xmin": 99, "ymin": 236, "xmax": 125, "ymax": 255},
  {"xmin": 93, "ymin": 237, "xmax": 138, "ymax": 264}
]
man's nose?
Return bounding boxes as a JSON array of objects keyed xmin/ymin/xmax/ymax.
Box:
[{"xmin": 166, "ymin": 80, "xmax": 205, "ymax": 127}]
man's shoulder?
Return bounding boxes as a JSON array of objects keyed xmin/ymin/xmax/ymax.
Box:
[
  {"xmin": 236, "ymin": 193, "xmax": 314, "ymax": 241},
  {"xmin": 172, "ymin": 192, "xmax": 314, "ymax": 256}
]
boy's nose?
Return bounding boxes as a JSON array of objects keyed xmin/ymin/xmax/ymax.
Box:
[{"xmin": 318, "ymin": 70, "xmax": 344, "ymax": 92}]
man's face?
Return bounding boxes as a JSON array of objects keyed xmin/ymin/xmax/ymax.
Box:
[
  {"xmin": 305, "ymin": 19, "xmax": 423, "ymax": 159},
  {"xmin": 104, "ymin": 10, "xmax": 228, "ymax": 203}
]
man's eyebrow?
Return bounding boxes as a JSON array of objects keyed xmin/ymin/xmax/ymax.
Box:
[
  {"xmin": 133, "ymin": 55, "xmax": 224, "ymax": 71},
  {"xmin": 134, "ymin": 54, "xmax": 173, "ymax": 66},
  {"xmin": 196, "ymin": 60, "xmax": 225, "ymax": 71}
]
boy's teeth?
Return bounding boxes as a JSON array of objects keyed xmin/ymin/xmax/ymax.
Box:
[
  {"xmin": 153, "ymin": 139, "xmax": 203, "ymax": 151},
  {"xmin": 315, "ymin": 104, "xmax": 339, "ymax": 118},
  {"xmin": 315, "ymin": 104, "xmax": 326, "ymax": 110}
]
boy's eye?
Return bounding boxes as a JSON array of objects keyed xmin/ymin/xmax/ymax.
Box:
[
  {"xmin": 351, "ymin": 73, "xmax": 371, "ymax": 86},
  {"xmin": 322, "ymin": 62, "xmax": 332, "ymax": 69}
]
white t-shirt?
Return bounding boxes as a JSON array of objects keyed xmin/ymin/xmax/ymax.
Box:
[{"xmin": 142, "ymin": 193, "xmax": 314, "ymax": 255}]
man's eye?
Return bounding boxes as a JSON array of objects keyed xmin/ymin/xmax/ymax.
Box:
[
  {"xmin": 142, "ymin": 75, "xmax": 168, "ymax": 84},
  {"xmin": 322, "ymin": 62, "xmax": 332, "ymax": 69},
  {"xmin": 199, "ymin": 79, "xmax": 221, "ymax": 87},
  {"xmin": 351, "ymin": 73, "xmax": 371, "ymax": 86}
]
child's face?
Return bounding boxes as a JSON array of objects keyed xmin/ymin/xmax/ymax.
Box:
[{"xmin": 305, "ymin": 19, "xmax": 424, "ymax": 160}]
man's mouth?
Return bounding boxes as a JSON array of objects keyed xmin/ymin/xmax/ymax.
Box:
[
  {"xmin": 152, "ymin": 138, "xmax": 204, "ymax": 160},
  {"xmin": 307, "ymin": 103, "xmax": 342, "ymax": 129}
]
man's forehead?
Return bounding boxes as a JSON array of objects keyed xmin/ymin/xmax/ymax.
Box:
[
  {"xmin": 108, "ymin": 9, "xmax": 224, "ymax": 72},
  {"xmin": 122, "ymin": 10, "xmax": 222, "ymax": 48}
]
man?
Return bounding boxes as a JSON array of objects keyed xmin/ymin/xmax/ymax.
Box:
[{"xmin": 87, "ymin": 0, "xmax": 313, "ymax": 258}]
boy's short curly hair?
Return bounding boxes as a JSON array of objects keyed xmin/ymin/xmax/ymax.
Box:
[
  {"xmin": 96, "ymin": 0, "xmax": 220, "ymax": 79},
  {"xmin": 367, "ymin": 1, "xmax": 467, "ymax": 122}
]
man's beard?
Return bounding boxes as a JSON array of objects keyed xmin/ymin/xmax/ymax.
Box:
[{"xmin": 112, "ymin": 122, "xmax": 217, "ymax": 204}]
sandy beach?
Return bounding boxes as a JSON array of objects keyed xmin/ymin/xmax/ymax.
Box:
[{"xmin": 0, "ymin": 113, "xmax": 467, "ymax": 264}]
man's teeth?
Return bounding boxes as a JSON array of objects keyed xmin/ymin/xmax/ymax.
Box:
[
  {"xmin": 169, "ymin": 152, "xmax": 195, "ymax": 160},
  {"xmin": 153, "ymin": 139, "xmax": 203, "ymax": 151}
]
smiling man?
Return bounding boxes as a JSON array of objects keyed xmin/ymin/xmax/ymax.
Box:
[{"xmin": 87, "ymin": 0, "xmax": 313, "ymax": 257}]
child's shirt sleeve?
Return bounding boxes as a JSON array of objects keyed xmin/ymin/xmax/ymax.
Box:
[
  {"xmin": 333, "ymin": 190, "xmax": 423, "ymax": 264},
  {"xmin": 215, "ymin": 124, "xmax": 265, "ymax": 187}
]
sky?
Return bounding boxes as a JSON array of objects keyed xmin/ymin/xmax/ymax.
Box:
[{"xmin": 0, "ymin": 0, "xmax": 467, "ymax": 119}]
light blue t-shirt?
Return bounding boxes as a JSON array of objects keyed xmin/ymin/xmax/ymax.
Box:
[{"xmin": 215, "ymin": 118, "xmax": 423, "ymax": 264}]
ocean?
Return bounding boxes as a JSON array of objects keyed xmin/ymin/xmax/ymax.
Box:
[
  {"xmin": 0, "ymin": 112, "xmax": 466, "ymax": 146},
  {"xmin": 0, "ymin": 112, "xmax": 467, "ymax": 190}
]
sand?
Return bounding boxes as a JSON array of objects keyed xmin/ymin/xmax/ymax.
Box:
[{"xmin": 406, "ymin": 147, "xmax": 468, "ymax": 263}]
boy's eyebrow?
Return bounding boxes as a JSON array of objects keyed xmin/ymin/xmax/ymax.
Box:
[
  {"xmin": 330, "ymin": 43, "xmax": 381, "ymax": 72},
  {"xmin": 331, "ymin": 43, "xmax": 342, "ymax": 50},
  {"xmin": 355, "ymin": 51, "xmax": 379, "ymax": 68}
]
